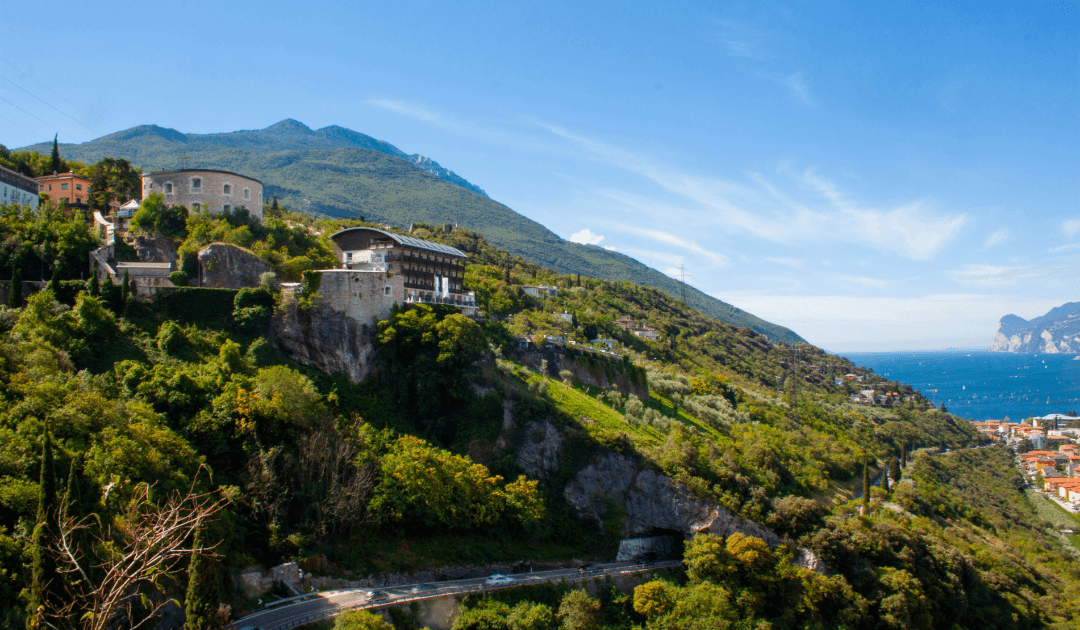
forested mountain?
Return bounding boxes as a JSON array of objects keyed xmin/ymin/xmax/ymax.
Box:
[
  {"xmin": 16, "ymin": 121, "xmax": 804, "ymax": 344},
  {"xmin": 3, "ymin": 192, "xmax": 1078, "ymax": 628}
]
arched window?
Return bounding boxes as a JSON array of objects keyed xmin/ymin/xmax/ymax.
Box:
[
  {"xmin": 223, "ymin": 183, "xmax": 232, "ymax": 195},
  {"xmin": 243, "ymin": 187, "xmax": 250, "ymax": 200},
  {"xmin": 191, "ymin": 177, "xmax": 202, "ymax": 192}
]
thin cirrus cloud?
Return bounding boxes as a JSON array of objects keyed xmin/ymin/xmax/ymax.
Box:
[
  {"xmin": 615, "ymin": 226, "xmax": 730, "ymax": 268},
  {"xmin": 542, "ymin": 123, "xmax": 967, "ymax": 261},
  {"xmin": 984, "ymin": 228, "xmax": 1010, "ymax": 248},
  {"xmin": 1063, "ymin": 218, "xmax": 1080, "ymax": 238},
  {"xmin": 764, "ymin": 257, "xmax": 804, "ymax": 269},
  {"xmin": 948, "ymin": 263, "xmax": 1066, "ymax": 287}
]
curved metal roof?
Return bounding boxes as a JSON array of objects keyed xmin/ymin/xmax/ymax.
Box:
[{"xmin": 329, "ymin": 227, "xmax": 468, "ymax": 258}]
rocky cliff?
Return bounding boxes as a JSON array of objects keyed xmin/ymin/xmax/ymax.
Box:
[
  {"xmin": 271, "ymin": 297, "xmax": 378, "ymax": 382},
  {"xmin": 990, "ymin": 302, "xmax": 1080, "ymax": 353},
  {"xmin": 563, "ymin": 452, "xmax": 780, "ymax": 544},
  {"xmin": 510, "ymin": 349, "xmax": 648, "ymax": 399},
  {"xmin": 198, "ymin": 243, "xmax": 272, "ymax": 288}
]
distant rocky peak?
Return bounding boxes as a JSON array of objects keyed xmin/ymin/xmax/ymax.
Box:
[
  {"xmin": 991, "ymin": 301, "xmax": 1080, "ymax": 354},
  {"xmin": 264, "ymin": 119, "xmax": 315, "ymax": 135}
]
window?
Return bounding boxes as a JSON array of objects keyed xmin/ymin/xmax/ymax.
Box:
[
  {"xmin": 191, "ymin": 203, "xmax": 201, "ymax": 212},
  {"xmin": 61, "ymin": 183, "xmax": 68, "ymax": 190},
  {"xmin": 76, "ymin": 184, "xmax": 82, "ymax": 191},
  {"xmin": 243, "ymin": 187, "xmax": 250, "ymax": 200},
  {"xmin": 384, "ymin": 286, "xmax": 393, "ymax": 297},
  {"xmin": 223, "ymin": 204, "xmax": 232, "ymax": 214},
  {"xmin": 164, "ymin": 182, "xmax": 173, "ymax": 194},
  {"xmin": 223, "ymin": 184, "xmax": 232, "ymax": 195},
  {"xmin": 191, "ymin": 178, "xmax": 202, "ymax": 191}
]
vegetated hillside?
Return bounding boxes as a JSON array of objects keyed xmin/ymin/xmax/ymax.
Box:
[
  {"xmin": 15, "ymin": 123, "xmax": 804, "ymax": 344},
  {"xmin": 11, "ymin": 198, "xmax": 1067, "ymax": 630}
]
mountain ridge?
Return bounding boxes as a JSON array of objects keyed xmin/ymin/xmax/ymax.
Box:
[
  {"xmin": 990, "ymin": 301, "xmax": 1080, "ymax": 353},
  {"xmin": 17, "ymin": 120, "xmax": 805, "ymax": 344}
]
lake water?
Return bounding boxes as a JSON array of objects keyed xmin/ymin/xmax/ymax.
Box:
[{"xmin": 846, "ymin": 351, "xmax": 1080, "ymax": 421}]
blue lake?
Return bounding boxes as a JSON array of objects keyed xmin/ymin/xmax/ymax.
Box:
[{"xmin": 844, "ymin": 351, "xmax": 1080, "ymax": 421}]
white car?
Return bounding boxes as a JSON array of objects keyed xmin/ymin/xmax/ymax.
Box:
[{"xmin": 485, "ymin": 574, "xmax": 514, "ymax": 585}]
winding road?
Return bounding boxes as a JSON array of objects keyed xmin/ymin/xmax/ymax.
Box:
[{"xmin": 233, "ymin": 560, "xmax": 681, "ymax": 630}]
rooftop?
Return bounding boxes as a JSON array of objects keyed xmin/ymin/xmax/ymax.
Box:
[{"xmin": 329, "ymin": 227, "xmax": 468, "ymax": 258}]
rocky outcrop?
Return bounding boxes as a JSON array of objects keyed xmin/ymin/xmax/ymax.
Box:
[
  {"xmin": 563, "ymin": 453, "xmax": 779, "ymax": 545},
  {"xmin": 197, "ymin": 243, "xmax": 271, "ymax": 288},
  {"xmin": 271, "ymin": 297, "xmax": 377, "ymax": 382},
  {"xmin": 516, "ymin": 419, "xmax": 564, "ymax": 476},
  {"xmin": 990, "ymin": 302, "xmax": 1080, "ymax": 353},
  {"xmin": 133, "ymin": 235, "xmax": 177, "ymax": 264},
  {"xmin": 511, "ymin": 349, "xmax": 648, "ymax": 399}
]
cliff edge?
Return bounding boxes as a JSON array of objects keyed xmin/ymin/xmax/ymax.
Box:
[{"xmin": 990, "ymin": 302, "xmax": 1080, "ymax": 353}]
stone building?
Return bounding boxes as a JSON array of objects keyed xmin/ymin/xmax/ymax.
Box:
[
  {"xmin": 34, "ymin": 171, "xmax": 90, "ymax": 209},
  {"xmin": 0, "ymin": 165, "xmax": 39, "ymax": 208},
  {"xmin": 314, "ymin": 227, "xmax": 477, "ymax": 325},
  {"xmin": 141, "ymin": 168, "xmax": 263, "ymax": 219}
]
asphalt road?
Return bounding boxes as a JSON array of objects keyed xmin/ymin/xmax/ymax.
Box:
[{"xmin": 233, "ymin": 560, "xmax": 682, "ymax": 630}]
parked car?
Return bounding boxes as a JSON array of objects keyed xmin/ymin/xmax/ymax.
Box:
[
  {"xmin": 485, "ymin": 574, "xmax": 514, "ymax": 585},
  {"xmin": 365, "ymin": 590, "xmax": 388, "ymax": 601},
  {"xmin": 410, "ymin": 584, "xmax": 436, "ymax": 594},
  {"xmin": 578, "ymin": 565, "xmax": 598, "ymax": 573}
]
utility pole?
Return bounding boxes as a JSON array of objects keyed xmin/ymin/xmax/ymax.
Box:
[{"xmin": 678, "ymin": 264, "xmax": 690, "ymax": 304}]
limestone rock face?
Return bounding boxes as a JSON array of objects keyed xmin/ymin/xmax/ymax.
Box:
[
  {"xmin": 563, "ymin": 453, "xmax": 779, "ymax": 545},
  {"xmin": 198, "ymin": 243, "xmax": 271, "ymax": 288},
  {"xmin": 990, "ymin": 302, "xmax": 1080, "ymax": 353},
  {"xmin": 516, "ymin": 419, "xmax": 565, "ymax": 477},
  {"xmin": 271, "ymin": 298, "xmax": 377, "ymax": 383},
  {"xmin": 511, "ymin": 349, "xmax": 648, "ymax": 399},
  {"xmin": 133, "ymin": 235, "xmax": 177, "ymax": 264}
]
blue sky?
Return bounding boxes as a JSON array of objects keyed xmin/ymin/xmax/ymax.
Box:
[{"xmin": 1, "ymin": 1, "xmax": 1077, "ymax": 351}]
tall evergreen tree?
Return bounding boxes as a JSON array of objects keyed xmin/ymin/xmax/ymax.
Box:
[
  {"xmin": 27, "ymin": 429, "xmax": 59, "ymax": 629},
  {"xmin": 9, "ymin": 268, "xmax": 23, "ymax": 308},
  {"xmin": 50, "ymin": 134, "xmax": 62, "ymax": 174},
  {"xmin": 184, "ymin": 526, "xmax": 222, "ymax": 630},
  {"xmin": 90, "ymin": 262, "xmax": 100, "ymax": 296},
  {"xmin": 880, "ymin": 463, "xmax": 889, "ymax": 495},
  {"xmin": 862, "ymin": 458, "xmax": 870, "ymax": 511},
  {"xmin": 121, "ymin": 269, "xmax": 130, "ymax": 304},
  {"xmin": 47, "ymin": 265, "xmax": 61, "ymax": 298},
  {"xmin": 890, "ymin": 456, "xmax": 902, "ymax": 484}
]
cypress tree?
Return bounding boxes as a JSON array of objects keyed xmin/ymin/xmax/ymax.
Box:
[
  {"xmin": 50, "ymin": 134, "xmax": 62, "ymax": 174},
  {"xmin": 184, "ymin": 526, "xmax": 222, "ymax": 630},
  {"xmin": 890, "ymin": 456, "xmax": 902, "ymax": 484},
  {"xmin": 27, "ymin": 429, "xmax": 59, "ymax": 629},
  {"xmin": 9, "ymin": 267, "xmax": 23, "ymax": 308},
  {"xmin": 880, "ymin": 463, "xmax": 889, "ymax": 495},
  {"xmin": 862, "ymin": 458, "xmax": 870, "ymax": 511},
  {"xmin": 47, "ymin": 265, "xmax": 61, "ymax": 298},
  {"xmin": 121, "ymin": 269, "xmax": 130, "ymax": 304},
  {"xmin": 90, "ymin": 262, "xmax": 100, "ymax": 296}
]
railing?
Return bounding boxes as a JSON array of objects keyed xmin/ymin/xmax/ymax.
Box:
[{"xmin": 234, "ymin": 561, "xmax": 681, "ymax": 630}]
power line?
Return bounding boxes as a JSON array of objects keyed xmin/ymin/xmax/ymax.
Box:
[
  {"xmin": 0, "ymin": 74, "xmax": 90, "ymax": 131},
  {"xmin": 678, "ymin": 264, "xmax": 690, "ymax": 303}
]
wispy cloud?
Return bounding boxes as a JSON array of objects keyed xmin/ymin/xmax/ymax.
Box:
[
  {"xmin": 617, "ymin": 226, "xmax": 730, "ymax": 267},
  {"xmin": 569, "ymin": 228, "xmax": 604, "ymax": 246},
  {"xmin": 984, "ymin": 228, "xmax": 1009, "ymax": 248},
  {"xmin": 765, "ymin": 257, "xmax": 804, "ymax": 269},
  {"xmin": 948, "ymin": 263, "xmax": 1066, "ymax": 287},
  {"xmin": 366, "ymin": 99, "xmax": 459, "ymax": 130},
  {"xmin": 1064, "ymin": 218, "xmax": 1080, "ymax": 238},
  {"xmin": 1048, "ymin": 242, "xmax": 1080, "ymax": 254},
  {"xmin": 785, "ymin": 72, "xmax": 813, "ymax": 105},
  {"xmin": 836, "ymin": 274, "xmax": 889, "ymax": 289}
]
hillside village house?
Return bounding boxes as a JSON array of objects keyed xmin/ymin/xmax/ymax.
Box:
[
  {"xmin": 316, "ymin": 227, "xmax": 477, "ymax": 325},
  {"xmin": 523, "ymin": 285, "xmax": 559, "ymax": 299},
  {"xmin": 35, "ymin": 171, "xmax": 91, "ymax": 210},
  {"xmin": 1, "ymin": 165, "xmax": 40, "ymax": 208},
  {"xmin": 613, "ymin": 315, "xmax": 661, "ymax": 342},
  {"xmin": 141, "ymin": 168, "xmax": 263, "ymax": 219}
]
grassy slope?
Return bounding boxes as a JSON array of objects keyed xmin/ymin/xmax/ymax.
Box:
[{"xmin": 20, "ymin": 125, "xmax": 804, "ymax": 344}]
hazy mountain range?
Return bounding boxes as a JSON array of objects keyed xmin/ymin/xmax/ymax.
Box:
[
  {"xmin": 991, "ymin": 302, "xmax": 1080, "ymax": 354},
  {"xmin": 20, "ymin": 120, "xmax": 804, "ymax": 344}
]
